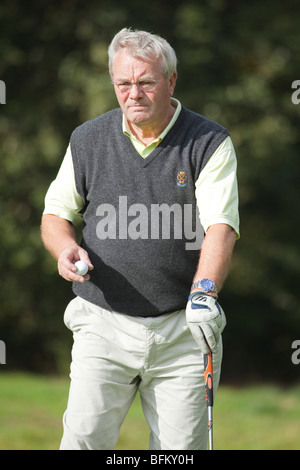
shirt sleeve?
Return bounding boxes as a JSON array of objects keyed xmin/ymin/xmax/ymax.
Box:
[
  {"xmin": 43, "ymin": 144, "xmax": 84, "ymax": 228},
  {"xmin": 195, "ymin": 136, "xmax": 240, "ymax": 239}
]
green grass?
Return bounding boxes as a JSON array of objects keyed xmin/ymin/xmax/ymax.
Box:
[{"xmin": 0, "ymin": 372, "xmax": 299, "ymax": 450}]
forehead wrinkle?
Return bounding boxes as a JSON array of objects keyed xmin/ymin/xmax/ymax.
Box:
[
  {"xmin": 113, "ymin": 49, "xmax": 162, "ymax": 82},
  {"xmin": 115, "ymin": 66, "xmax": 152, "ymax": 83}
]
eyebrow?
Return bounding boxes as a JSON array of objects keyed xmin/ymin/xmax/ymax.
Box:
[{"xmin": 115, "ymin": 75, "xmax": 158, "ymax": 83}]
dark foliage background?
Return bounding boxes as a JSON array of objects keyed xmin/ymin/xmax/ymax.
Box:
[{"xmin": 1, "ymin": 0, "xmax": 300, "ymax": 383}]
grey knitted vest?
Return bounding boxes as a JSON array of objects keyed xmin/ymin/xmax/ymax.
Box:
[{"xmin": 70, "ymin": 106, "xmax": 229, "ymax": 316}]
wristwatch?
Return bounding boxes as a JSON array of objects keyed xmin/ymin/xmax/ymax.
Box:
[{"xmin": 191, "ymin": 278, "xmax": 218, "ymax": 294}]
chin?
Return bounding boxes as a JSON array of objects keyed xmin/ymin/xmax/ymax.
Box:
[{"xmin": 129, "ymin": 113, "xmax": 151, "ymax": 125}]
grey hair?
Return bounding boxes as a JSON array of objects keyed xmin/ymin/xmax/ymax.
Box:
[{"xmin": 108, "ymin": 28, "xmax": 177, "ymax": 79}]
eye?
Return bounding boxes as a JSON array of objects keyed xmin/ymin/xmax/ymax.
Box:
[
  {"xmin": 139, "ymin": 80, "xmax": 159, "ymax": 91},
  {"xmin": 118, "ymin": 81, "xmax": 131, "ymax": 88},
  {"xmin": 116, "ymin": 82, "xmax": 131, "ymax": 93}
]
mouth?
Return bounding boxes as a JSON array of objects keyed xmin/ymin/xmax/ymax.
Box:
[
  {"xmin": 128, "ymin": 101, "xmax": 148, "ymax": 108},
  {"xmin": 129, "ymin": 105, "xmax": 147, "ymax": 110}
]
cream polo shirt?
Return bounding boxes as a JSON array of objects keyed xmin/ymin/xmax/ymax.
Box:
[{"xmin": 43, "ymin": 99, "xmax": 240, "ymax": 238}]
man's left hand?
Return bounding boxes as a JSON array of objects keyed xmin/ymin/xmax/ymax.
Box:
[{"xmin": 186, "ymin": 292, "xmax": 226, "ymax": 354}]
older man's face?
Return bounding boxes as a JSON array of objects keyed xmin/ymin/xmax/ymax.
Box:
[{"xmin": 112, "ymin": 48, "xmax": 176, "ymax": 134}]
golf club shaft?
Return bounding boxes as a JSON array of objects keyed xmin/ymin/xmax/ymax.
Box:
[
  {"xmin": 204, "ymin": 351, "xmax": 213, "ymax": 450},
  {"xmin": 207, "ymin": 404, "xmax": 213, "ymax": 450}
]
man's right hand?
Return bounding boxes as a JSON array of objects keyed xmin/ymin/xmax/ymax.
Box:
[{"xmin": 57, "ymin": 243, "xmax": 94, "ymax": 283}]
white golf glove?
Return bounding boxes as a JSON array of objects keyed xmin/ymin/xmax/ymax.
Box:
[{"xmin": 186, "ymin": 292, "xmax": 226, "ymax": 354}]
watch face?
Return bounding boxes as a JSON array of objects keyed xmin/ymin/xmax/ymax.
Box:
[{"xmin": 200, "ymin": 279, "xmax": 214, "ymax": 291}]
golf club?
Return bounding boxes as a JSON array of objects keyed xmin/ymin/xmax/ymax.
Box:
[{"xmin": 204, "ymin": 351, "xmax": 213, "ymax": 450}]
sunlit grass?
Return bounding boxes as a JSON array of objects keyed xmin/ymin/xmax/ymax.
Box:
[{"xmin": 0, "ymin": 373, "xmax": 299, "ymax": 450}]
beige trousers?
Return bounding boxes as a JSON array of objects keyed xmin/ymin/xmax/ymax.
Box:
[{"xmin": 60, "ymin": 296, "xmax": 222, "ymax": 450}]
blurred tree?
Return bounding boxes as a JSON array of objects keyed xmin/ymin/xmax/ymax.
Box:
[{"xmin": 0, "ymin": 0, "xmax": 299, "ymax": 380}]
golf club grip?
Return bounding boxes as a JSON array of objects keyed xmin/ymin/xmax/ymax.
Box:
[{"xmin": 204, "ymin": 352, "xmax": 214, "ymax": 407}]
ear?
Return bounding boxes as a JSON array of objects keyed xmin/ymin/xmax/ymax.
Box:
[{"xmin": 169, "ymin": 72, "xmax": 177, "ymax": 96}]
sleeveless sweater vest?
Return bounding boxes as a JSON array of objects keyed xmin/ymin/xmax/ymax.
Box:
[{"xmin": 70, "ymin": 106, "xmax": 229, "ymax": 316}]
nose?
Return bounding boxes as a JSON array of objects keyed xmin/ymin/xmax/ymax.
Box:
[{"xmin": 129, "ymin": 83, "xmax": 144, "ymax": 100}]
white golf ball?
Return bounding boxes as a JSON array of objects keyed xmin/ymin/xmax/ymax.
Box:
[{"xmin": 75, "ymin": 260, "xmax": 89, "ymax": 276}]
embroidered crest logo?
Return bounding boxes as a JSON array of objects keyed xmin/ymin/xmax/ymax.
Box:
[{"xmin": 176, "ymin": 171, "xmax": 188, "ymax": 187}]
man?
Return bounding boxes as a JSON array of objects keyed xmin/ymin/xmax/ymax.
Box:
[{"xmin": 41, "ymin": 28, "xmax": 239, "ymax": 450}]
